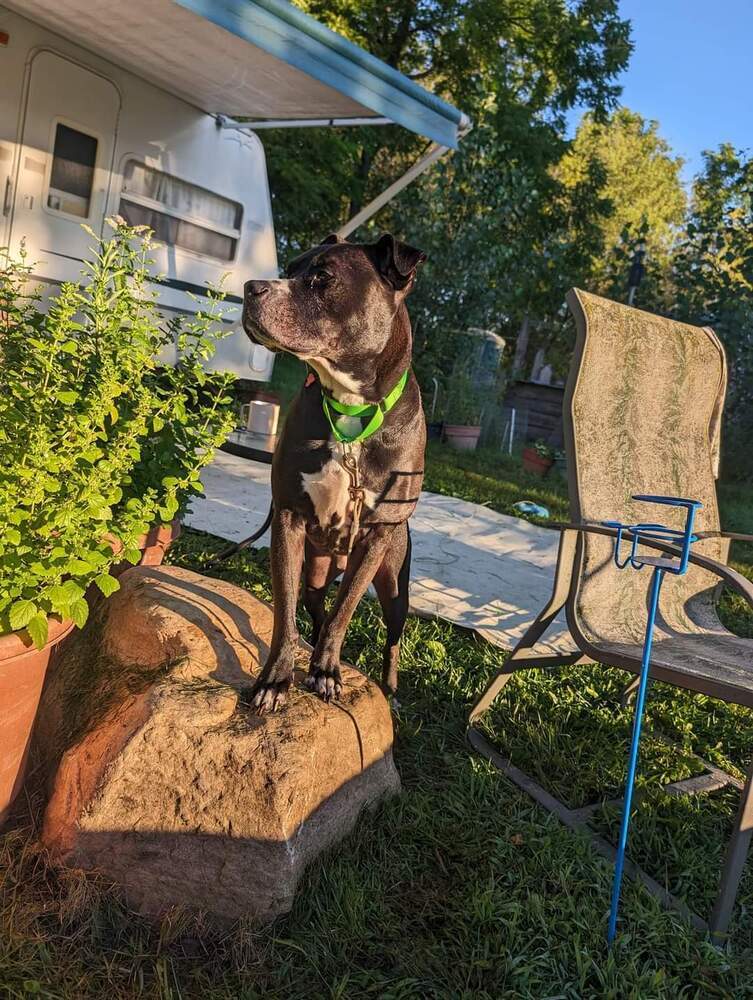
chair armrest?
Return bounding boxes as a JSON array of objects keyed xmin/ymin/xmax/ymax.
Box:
[
  {"xmin": 553, "ymin": 521, "xmax": 753, "ymax": 610},
  {"xmin": 696, "ymin": 530, "xmax": 753, "ymax": 543}
]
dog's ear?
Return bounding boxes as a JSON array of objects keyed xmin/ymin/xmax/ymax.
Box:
[{"xmin": 372, "ymin": 233, "xmax": 427, "ymax": 291}]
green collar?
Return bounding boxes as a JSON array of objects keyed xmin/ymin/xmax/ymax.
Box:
[{"xmin": 320, "ymin": 369, "xmax": 410, "ymax": 444}]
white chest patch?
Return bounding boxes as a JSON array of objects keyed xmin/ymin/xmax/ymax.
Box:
[
  {"xmin": 301, "ymin": 459, "xmax": 351, "ymax": 529},
  {"xmin": 300, "ymin": 446, "xmax": 380, "ymax": 543}
]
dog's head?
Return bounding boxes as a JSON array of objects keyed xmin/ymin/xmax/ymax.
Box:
[{"xmin": 243, "ymin": 233, "xmax": 425, "ymax": 396}]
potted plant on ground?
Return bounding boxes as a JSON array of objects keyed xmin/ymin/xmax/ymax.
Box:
[
  {"xmin": 443, "ymin": 370, "xmax": 484, "ymax": 451},
  {"xmin": 553, "ymin": 448, "xmax": 567, "ymax": 478},
  {"xmin": 0, "ymin": 221, "xmax": 236, "ymax": 822},
  {"xmin": 522, "ymin": 439, "xmax": 555, "ymax": 476}
]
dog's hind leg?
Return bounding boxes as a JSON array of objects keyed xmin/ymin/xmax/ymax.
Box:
[
  {"xmin": 373, "ymin": 523, "xmax": 411, "ymax": 700},
  {"xmin": 302, "ymin": 540, "xmax": 344, "ymax": 645}
]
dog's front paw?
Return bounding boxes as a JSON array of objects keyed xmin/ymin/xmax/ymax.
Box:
[
  {"xmin": 249, "ymin": 678, "xmax": 291, "ymax": 714},
  {"xmin": 245, "ymin": 654, "xmax": 294, "ymax": 715},
  {"xmin": 306, "ymin": 656, "xmax": 343, "ymax": 703}
]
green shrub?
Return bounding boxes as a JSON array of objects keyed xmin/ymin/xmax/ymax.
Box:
[
  {"xmin": 531, "ymin": 439, "xmax": 555, "ymax": 460},
  {"xmin": 0, "ymin": 220, "xmax": 235, "ymax": 647}
]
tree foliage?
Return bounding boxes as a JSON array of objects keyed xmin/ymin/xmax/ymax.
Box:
[
  {"xmin": 263, "ymin": 0, "xmax": 632, "ymax": 258},
  {"xmin": 392, "ymin": 118, "xmax": 610, "ymax": 389},
  {"xmin": 261, "ymin": 0, "xmax": 632, "ymax": 399},
  {"xmin": 671, "ymin": 145, "xmax": 753, "ymax": 476},
  {"xmin": 258, "ymin": 3, "xmax": 753, "ymax": 474},
  {"xmin": 559, "ymin": 108, "xmax": 686, "ymax": 286}
]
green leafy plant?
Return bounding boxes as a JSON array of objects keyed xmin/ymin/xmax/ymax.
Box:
[
  {"xmin": 0, "ymin": 220, "xmax": 236, "ymax": 647},
  {"xmin": 531, "ymin": 439, "xmax": 555, "ymax": 460},
  {"xmin": 443, "ymin": 371, "xmax": 481, "ymax": 426},
  {"xmin": 442, "ymin": 363, "xmax": 501, "ymax": 427}
]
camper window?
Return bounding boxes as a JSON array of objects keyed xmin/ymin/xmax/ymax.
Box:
[
  {"xmin": 47, "ymin": 123, "xmax": 98, "ymax": 218},
  {"xmin": 119, "ymin": 161, "xmax": 242, "ymax": 262}
]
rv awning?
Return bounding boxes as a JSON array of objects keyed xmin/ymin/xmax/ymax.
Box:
[{"xmin": 9, "ymin": 0, "xmax": 467, "ymax": 149}]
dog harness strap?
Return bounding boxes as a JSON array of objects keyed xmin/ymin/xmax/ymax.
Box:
[{"xmin": 321, "ymin": 369, "xmax": 410, "ymax": 444}]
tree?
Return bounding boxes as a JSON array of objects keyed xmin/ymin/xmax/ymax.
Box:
[
  {"xmin": 258, "ymin": 0, "xmax": 633, "ymax": 403},
  {"xmin": 389, "ymin": 113, "xmax": 610, "ymax": 391},
  {"xmin": 558, "ymin": 108, "xmax": 686, "ymax": 307},
  {"xmin": 671, "ymin": 145, "xmax": 753, "ymax": 476},
  {"xmin": 262, "ymin": 0, "xmax": 632, "ymax": 256}
]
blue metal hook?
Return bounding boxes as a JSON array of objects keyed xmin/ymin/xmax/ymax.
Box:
[{"xmin": 602, "ymin": 494, "xmax": 702, "ymax": 945}]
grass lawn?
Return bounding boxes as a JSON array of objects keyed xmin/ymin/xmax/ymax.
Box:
[{"xmin": 2, "ymin": 446, "xmax": 753, "ymax": 997}]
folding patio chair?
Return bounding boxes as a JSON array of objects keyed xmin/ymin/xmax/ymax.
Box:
[{"xmin": 468, "ymin": 288, "xmax": 753, "ymax": 941}]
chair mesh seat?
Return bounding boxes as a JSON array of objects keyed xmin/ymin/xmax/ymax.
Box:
[{"xmin": 592, "ymin": 629, "xmax": 753, "ymax": 705}]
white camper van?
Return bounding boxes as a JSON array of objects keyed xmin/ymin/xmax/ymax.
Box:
[
  {"xmin": 0, "ymin": 0, "xmax": 467, "ymax": 381},
  {"xmin": 0, "ymin": 4, "xmax": 280, "ymax": 379}
]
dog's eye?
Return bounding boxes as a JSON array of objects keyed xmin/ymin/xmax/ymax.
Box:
[{"xmin": 310, "ymin": 270, "xmax": 333, "ymax": 289}]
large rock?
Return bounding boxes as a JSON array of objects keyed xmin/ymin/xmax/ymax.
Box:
[{"xmin": 37, "ymin": 565, "xmax": 399, "ymax": 922}]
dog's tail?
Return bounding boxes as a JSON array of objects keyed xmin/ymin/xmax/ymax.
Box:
[{"xmin": 204, "ymin": 502, "xmax": 274, "ymax": 568}]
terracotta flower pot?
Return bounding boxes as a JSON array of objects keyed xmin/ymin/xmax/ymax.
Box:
[
  {"xmin": 138, "ymin": 520, "xmax": 182, "ymax": 568},
  {"xmin": 109, "ymin": 519, "xmax": 182, "ymax": 578},
  {"xmin": 522, "ymin": 446, "xmax": 553, "ymax": 477},
  {"xmin": 444, "ymin": 424, "xmax": 481, "ymax": 451},
  {"xmin": 0, "ymin": 616, "xmax": 74, "ymax": 825}
]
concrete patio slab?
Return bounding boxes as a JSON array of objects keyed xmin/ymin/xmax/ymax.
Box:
[{"xmin": 185, "ymin": 451, "xmax": 571, "ymax": 653}]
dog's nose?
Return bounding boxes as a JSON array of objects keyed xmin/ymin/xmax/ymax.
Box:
[{"xmin": 245, "ymin": 280, "xmax": 271, "ymax": 298}]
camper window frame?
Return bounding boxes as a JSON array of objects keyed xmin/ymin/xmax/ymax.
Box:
[
  {"xmin": 42, "ymin": 115, "xmax": 104, "ymax": 224},
  {"xmin": 117, "ymin": 159, "xmax": 243, "ymax": 264}
]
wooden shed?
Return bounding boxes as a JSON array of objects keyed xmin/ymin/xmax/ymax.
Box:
[{"xmin": 502, "ymin": 380, "xmax": 565, "ymax": 447}]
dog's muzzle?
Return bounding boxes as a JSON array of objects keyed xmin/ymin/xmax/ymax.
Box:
[
  {"xmin": 243, "ymin": 280, "xmax": 273, "ymax": 347},
  {"xmin": 245, "ymin": 279, "xmax": 271, "ymax": 300}
]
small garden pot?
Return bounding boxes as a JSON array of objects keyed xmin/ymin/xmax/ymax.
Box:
[
  {"xmin": 108, "ymin": 519, "xmax": 182, "ymax": 578},
  {"xmin": 444, "ymin": 424, "xmax": 481, "ymax": 451},
  {"xmin": 138, "ymin": 520, "xmax": 182, "ymax": 568},
  {"xmin": 426, "ymin": 421, "xmax": 444, "ymax": 441},
  {"xmin": 522, "ymin": 446, "xmax": 553, "ymax": 477},
  {"xmin": 0, "ymin": 616, "xmax": 74, "ymax": 825}
]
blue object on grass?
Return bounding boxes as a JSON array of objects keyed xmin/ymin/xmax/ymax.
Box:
[
  {"xmin": 513, "ymin": 501, "xmax": 550, "ymax": 519},
  {"xmin": 603, "ymin": 494, "xmax": 702, "ymax": 945}
]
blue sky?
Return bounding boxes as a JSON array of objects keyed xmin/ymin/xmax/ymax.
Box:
[{"xmin": 574, "ymin": 0, "xmax": 752, "ymax": 184}]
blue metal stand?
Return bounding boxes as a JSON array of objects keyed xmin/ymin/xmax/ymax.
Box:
[{"xmin": 602, "ymin": 495, "xmax": 702, "ymax": 944}]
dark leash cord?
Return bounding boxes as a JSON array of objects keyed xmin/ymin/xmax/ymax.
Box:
[{"xmin": 203, "ymin": 502, "xmax": 274, "ymax": 568}]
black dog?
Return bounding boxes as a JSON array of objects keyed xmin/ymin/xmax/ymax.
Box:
[{"xmin": 242, "ymin": 233, "xmax": 427, "ymax": 713}]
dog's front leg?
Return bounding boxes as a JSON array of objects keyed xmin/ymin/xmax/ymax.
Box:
[
  {"xmin": 250, "ymin": 507, "xmax": 306, "ymax": 714},
  {"xmin": 307, "ymin": 524, "xmax": 396, "ymax": 701}
]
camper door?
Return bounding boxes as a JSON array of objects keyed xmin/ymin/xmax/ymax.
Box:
[{"xmin": 9, "ymin": 50, "xmax": 120, "ymax": 283}]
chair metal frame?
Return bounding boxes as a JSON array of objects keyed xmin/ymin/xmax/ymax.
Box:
[{"xmin": 468, "ymin": 290, "xmax": 753, "ymax": 943}]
